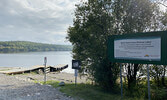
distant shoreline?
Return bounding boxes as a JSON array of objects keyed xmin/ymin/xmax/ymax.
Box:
[
  {"xmin": 0, "ymin": 50, "xmax": 72, "ymax": 54},
  {"xmin": 0, "ymin": 41, "xmax": 73, "ymax": 53}
]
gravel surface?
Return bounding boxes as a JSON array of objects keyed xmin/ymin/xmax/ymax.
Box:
[
  {"xmin": 14, "ymin": 72, "xmax": 87, "ymax": 84},
  {"xmin": 0, "ymin": 73, "xmax": 74, "ymax": 100}
]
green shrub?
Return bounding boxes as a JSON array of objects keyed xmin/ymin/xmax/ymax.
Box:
[{"xmin": 150, "ymin": 86, "xmax": 167, "ymax": 100}]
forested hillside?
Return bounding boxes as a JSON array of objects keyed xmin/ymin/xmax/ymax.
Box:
[{"xmin": 0, "ymin": 41, "xmax": 72, "ymax": 53}]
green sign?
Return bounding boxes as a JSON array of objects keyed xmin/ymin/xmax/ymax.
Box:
[{"xmin": 107, "ymin": 31, "xmax": 167, "ymax": 65}]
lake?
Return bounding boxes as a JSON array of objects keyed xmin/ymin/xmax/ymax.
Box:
[{"xmin": 0, "ymin": 51, "xmax": 74, "ymax": 73}]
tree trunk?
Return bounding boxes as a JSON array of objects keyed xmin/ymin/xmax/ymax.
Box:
[
  {"xmin": 162, "ymin": 66, "xmax": 166, "ymax": 86},
  {"xmin": 127, "ymin": 64, "xmax": 131, "ymax": 89},
  {"xmin": 157, "ymin": 76, "xmax": 160, "ymax": 86},
  {"xmin": 133, "ymin": 64, "xmax": 138, "ymax": 84},
  {"xmin": 127, "ymin": 64, "xmax": 139, "ymax": 89}
]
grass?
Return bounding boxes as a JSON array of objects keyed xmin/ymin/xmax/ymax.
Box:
[
  {"xmin": 35, "ymin": 80, "xmax": 60, "ymax": 87},
  {"xmin": 35, "ymin": 78, "xmax": 167, "ymax": 100},
  {"xmin": 40, "ymin": 81, "xmax": 144, "ymax": 100},
  {"xmin": 60, "ymin": 83, "xmax": 123, "ymax": 100}
]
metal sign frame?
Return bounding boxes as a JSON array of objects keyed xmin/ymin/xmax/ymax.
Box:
[{"xmin": 107, "ymin": 31, "xmax": 167, "ymax": 65}]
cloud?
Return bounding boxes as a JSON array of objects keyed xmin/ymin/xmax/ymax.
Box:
[{"xmin": 0, "ymin": 0, "xmax": 78, "ymax": 45}]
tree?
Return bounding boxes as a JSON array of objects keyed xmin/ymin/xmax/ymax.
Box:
[
  {"xmin": 112, "ymin": 0, "xmax": 160, "ymax": 89},
  {"xmin": 161, "ymin": 65, "xmax": 166, "ymax": 86},
  {"xmin": 67, "ymin": 0, "xmax": 163, "ymax": 91},
  {"xmin": 161, "ymin": 10, "xmax": 167, "ymax": 30},
  {"xmin": 157, "ymin": 2, "xmax": 167, "ymax": 87},
  {"xmin": 67, "ymin": 0, "xmax": 119, "ymax": 90},
  {"xmin": 150, "ymin": 65, "xmax": 164, "ymax": 86}
]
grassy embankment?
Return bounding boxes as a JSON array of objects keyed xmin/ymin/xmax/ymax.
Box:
[{"xmin": 37, "ymin": 79, "xmax": 167, "ymax": 100}]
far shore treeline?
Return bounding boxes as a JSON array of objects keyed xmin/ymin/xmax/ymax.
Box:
[{"xmin": 0, "ymin": 41, "xmax": 72, "ymax": 53}]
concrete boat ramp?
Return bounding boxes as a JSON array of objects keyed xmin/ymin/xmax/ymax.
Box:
[{"xmin": 0, "ymin": 64, "xmax": 68, "ymax": 75}]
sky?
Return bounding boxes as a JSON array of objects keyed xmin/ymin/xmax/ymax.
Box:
[
  {"xmin": 0, "ymin": 0, "xmax": 166, "ymax": 45},
  {"xmin": 0, "ymin": 0, "xmax": 79, "ymax": 45}
]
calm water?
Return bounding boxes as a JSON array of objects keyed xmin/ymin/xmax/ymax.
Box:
[{"xmin": 0, "ymin": 51, "xmax": 74, "ymax": 73}]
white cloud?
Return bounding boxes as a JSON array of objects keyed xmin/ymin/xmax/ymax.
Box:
[{"xmin": 0, "ymin": 0, "xmax": 78, "ymax": 45}]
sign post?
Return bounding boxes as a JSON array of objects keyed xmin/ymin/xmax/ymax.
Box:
[
  {"xmin": 44, "ymin": 57, "xmax": 47, "ymax": 84},
  {"xmin": 75, "ymin": 69, "xmax": 78, "ymax": 86},
  {"xmin": 107, "ymin": 31, "xmax": 167, "ymax": 100},
  {"xmin": 72, "ymin": 60, "xmax": 81, "ymax": 86},
  {"xmin": 120, "ymin": 63, "xmax": 123, "ymax": 99},
  {"xmin": 147, "ymin": 64, "xmax": 151, "ymax": 100}
]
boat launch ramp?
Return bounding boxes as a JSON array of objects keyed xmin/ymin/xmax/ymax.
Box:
[{"xmin": 0, "ymin": 64, "xmax": 68, "ymax": 75}]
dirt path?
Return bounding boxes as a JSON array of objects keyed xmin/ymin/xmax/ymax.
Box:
[{"xmin": 0, "ymin": 73, "xmax": 74, "ymax": 100}]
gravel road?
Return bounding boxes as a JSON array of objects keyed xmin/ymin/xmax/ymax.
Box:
[{"xmin": 0, "ymin": 73, "xmax": 74, "ymax": 100}]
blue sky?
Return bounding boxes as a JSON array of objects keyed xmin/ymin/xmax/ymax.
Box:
[{"xmin": 0, "ymin": 0, "xmax": 79, "ymax": 45}]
